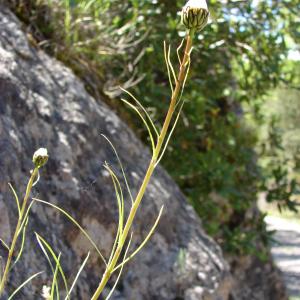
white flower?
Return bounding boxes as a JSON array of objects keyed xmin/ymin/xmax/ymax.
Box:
[
  {"xmin": 182, "ymin": 0, "xmax": 209, "ymax": 31},
  {"xmin": 41, "ymin": 285, "xmax": 51, "ymax": 299},
  {"xmin": 183, "ymin": 0, "xmax": 208, "ymax": 10},
  {"xmin": 32, "ymin": 148, "xmax": 49, "ymax": 168}
]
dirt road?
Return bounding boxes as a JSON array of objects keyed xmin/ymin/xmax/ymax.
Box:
[{"xmin": 265, "ymin": 215, "xmax": 300, "ymax": 298}]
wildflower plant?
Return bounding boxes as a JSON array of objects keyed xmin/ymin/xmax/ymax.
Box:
[
  {"xmin": 91, "ymin": 2, "xmax": 209, "ymax": 298},
  {"xmin": 0, "ymin": 148, "xmax": 48, "ymax": 296},
  {"xmin": 0, "ymin": 0, "xmax": 210, "ymax": 299}
]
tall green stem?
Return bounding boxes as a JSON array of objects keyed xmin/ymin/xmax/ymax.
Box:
[
  {"xmin": 91, "ymin": 29, "xmax": 194, "ymax": 300},
  {"xmin": 0, "ymin": 168, "xmax": 38, "ymax": 296}
]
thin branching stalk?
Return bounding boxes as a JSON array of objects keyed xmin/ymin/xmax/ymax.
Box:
[
  {"xmin": 0, "ymin": 168, "xmax": 39, "ymax": 295},
  {"xmin": 91, "ymin": 28, "xmax": 195, "ymax": 300}
]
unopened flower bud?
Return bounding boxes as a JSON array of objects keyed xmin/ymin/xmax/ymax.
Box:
[
  {"xmin": 33, "ymin": 148, "xmax": 48, "ymax": 168},
  {"xmin": 182, "ymin": 0, "xmax": 209, "ymax": 32}
]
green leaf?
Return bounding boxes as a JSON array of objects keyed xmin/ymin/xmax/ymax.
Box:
[
  {"xmin": 8, "ymin": 272, "xmax": 43, "ymax": 300},
  {"xmin": 35, "ymin": 233, "xmax": 69, "ymax": 299},
  {"xmin": 113, "ymin": 206, "xmax": 164, "ymax": 272},
  {"xmin": 121, "ymin": 98, "xmax": 156, "ymax": 154},
  {"xmin": 105, "ymin": 233, "xmax": 133, "ymax": 300},
  {"xmin": 64, "ymin": 252, "xmax": 90, "ymax": 300},
  {"xmin": 8, "ymin": 183, "xmax": 20, "ymax": 218},
  {"xmin": 120, "ymin": 87, "xmax": 159, "ymax": 137},
  {"xmin": 101, "ymin": 134, "xmax": 134, "ymax": 204},
  {"xmin": 33, "ymin": 198, "xmax": 107, "ymax": 266},
  {"xmin": 104, "ymin": 163, "xmax": 124, "ymax": 245}
]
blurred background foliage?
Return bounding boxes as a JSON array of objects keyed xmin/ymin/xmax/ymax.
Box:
[{"xmin": 6, "ymin": 0, "xmax": 300, "ymax": 256}]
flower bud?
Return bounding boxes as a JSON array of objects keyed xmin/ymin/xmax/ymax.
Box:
[
  {"xmin": 182, "ymin": 0, "xmax": 209, "ymax": 32},
  {"xmin": 33, "ymin": 148, "xmax": 48, "ymax": 168}
]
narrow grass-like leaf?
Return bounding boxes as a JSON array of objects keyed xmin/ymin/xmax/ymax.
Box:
[
  {"xmin": 0, "ymin": 257, "xmax": 2, "ymax": 282},
  {"xmin": 101, "ymin": 134, "xmax": 134, "ymax": 204},
  {"xmin": 113, "ymin": 206, "xmax": 164, "ymax": 272},
  {"xmin": 156, "ymin": 101, "xmax": 185, "ymax": 166},
  {"xmin": 17, "ymin": 201, "xmax": 35, "ymax": 236},
  {"xmin": 35, "ymin": 233, "xmax": 55, "ymax": 271},
  {"xmin": 10, "ymin": 217, "xmax": 29, "ymax": 270},
  {"xmin": 8, "ymin": 271, "xmax": 43, "ymax": 300},
  {"xmin": 105, "ymin": 233, "xmax": 133, "ymax": 300},
  {"xmin": 177, "ymin": 38, "xmax": 185, "ymax": 65},
  {"xmin": 81, "ymin": 0, "xmax": 98, "ymax": 11},
  {"xmin": 175, "ymin": 55, "xmax": 191, "ymax": 112},
  {"xmin": 65, "ymin": 252, "xmax": 90, "ymax": 300},
  {"xmin": 167, "ymin": 44, "xmax": 177, "ymax": 86},
  {"xmin": 0, "ymin": 239, "xmax": 9, "ymax": 252},
  {"xmin": 35, "ymin": 233, "xmax": 60, "ymax": 298},
  {"xmin": 33, "ymin": 198, "xmax": 107, "ymax": 266},
  {"xmin": 35, "ymin": 233, "xmax": 69, "ymax": 299},
  {"xmin": 64, "ymin": 0, "xmax": 72, "ymax": 44},
  {"xmin": 178, "ymin": 57, "xmax": 191, "ymax": 106},
  {"xmin": 107, "ymin": 227, "xmax": 120, "ymax": 266},
  {"xmin": 104, "ymin": 163, "xmax": 124, "ymax": 241},
  {"xmin": 32, "ymin": 170, "xmax": 40, "ymax": 187},
  {"xmin": 8, "ymin": 183, "xmax": 20, "ymax": 218},
  {"xmin": 51, "ymin": 253, "xmax": 62, "ymax": 300},
  {"xmin": 121, "ymin": 99, "xmax": 156, "ymax": 153},
  {"xmin": 120, "ymin": 87, "xmax": 159, "ymax": 137},
  {"xmin": 164, "ymin": 41, "xmax": 175, "ymax": 94}
]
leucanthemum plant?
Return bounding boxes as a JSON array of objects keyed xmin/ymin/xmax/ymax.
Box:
[{"xmin": 0, "ymin": 1, "xmax": 209, "ymax": 299}]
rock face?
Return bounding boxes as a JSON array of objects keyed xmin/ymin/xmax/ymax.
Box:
[
  {"xmin": 229, "ymin": 254, "xmax": 288, "ymax": 300},
  {"xmin": 0, "ymin": 5, "xmax": 230, "ymax": 300}
]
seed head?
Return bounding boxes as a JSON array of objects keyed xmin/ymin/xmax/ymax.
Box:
[
  {"xmin": 182, "ymin": 0, "xmax": 209, "ymax": 32},
  {"xmin": 33, "ymin": 148, "xmax": 48, "ymax": 168}
]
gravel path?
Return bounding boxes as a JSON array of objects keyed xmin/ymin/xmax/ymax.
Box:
[{"xmin": 265, "ymin": 215, "xmax": 300, "ymax": 298}]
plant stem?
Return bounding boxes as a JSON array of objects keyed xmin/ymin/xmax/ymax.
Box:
[
  {"xmin": 91, "ymin": 29, "xmax": 195, "ymax": 300},
  {"xmin": 0, "ymin": 168, "xmax": 38, "ymax": 296}
]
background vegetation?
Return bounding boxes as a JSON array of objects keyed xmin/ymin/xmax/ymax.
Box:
[{"xmin": 6, "ymin": 0, "xmax": 300, "ymax": 256}]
